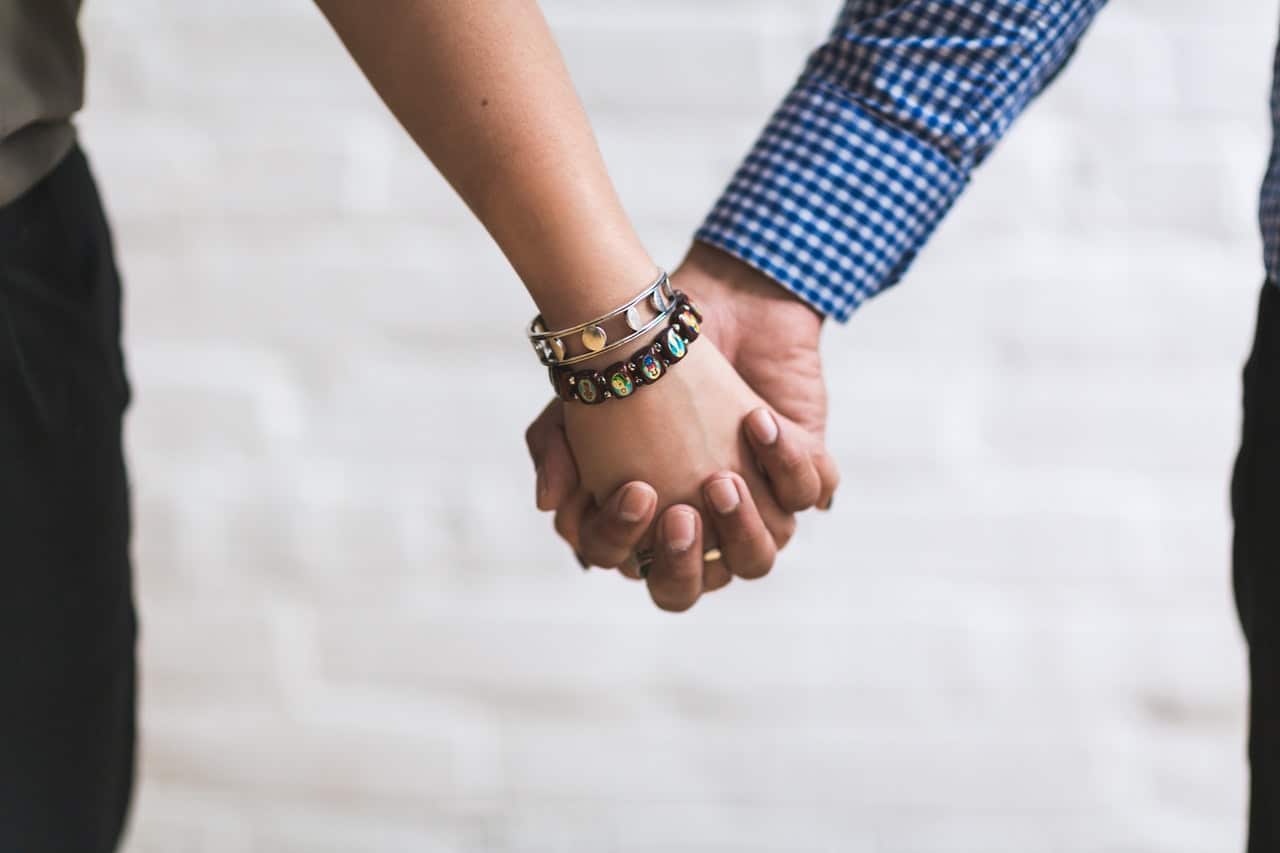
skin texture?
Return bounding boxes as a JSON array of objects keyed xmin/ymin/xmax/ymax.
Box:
[
  {"xmin": 314, "ymin": 0, "xmax": 654, "ymax": 324},
  {"xmin": 316, "ymin": 1, "xmax": 835, "ymax": 610},
  {"xmin": 528, "ymin": 242, "xmax": 839, "ymax": 610}
]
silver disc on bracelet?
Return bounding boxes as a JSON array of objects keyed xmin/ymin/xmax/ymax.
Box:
[{"xmin": 527, "ymin": 271, "xmax": 674, "ymax": 364}]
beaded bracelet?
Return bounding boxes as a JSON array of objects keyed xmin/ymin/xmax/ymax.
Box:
[{"xmin": 549, "ymin": 293, "xmax": 703, "ymax": 405}]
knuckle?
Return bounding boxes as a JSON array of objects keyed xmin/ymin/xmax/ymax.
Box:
[
  {"xmin": 817, "ymin": 448, "xmax": 840, "ymax": 478},
  {"xmin": 524, "ymin": 420, "xmax": 543, "ymax": 453},
  {"xmin": 581, "ymin": 548, "xmax": 625, "ymax": 570},
  {"xmin": 577, "ymin": 524, "xmax": 616, "ymax": 562},
  {"xmin": 776, "ymin": 494, "xmax": 805, "ymax": 513},
  {"xmin": 592, "ymin": 512, "xmax": 641, "ymax": 550},
  {"xmin": 732, "ymin": 545, "xmax": 775, "ymax": 580},
  {"xmin": 579, "ymin": 536, "xmax": 628, "ymax": 569},
  {"xmin": 715, "ymin": 513, "xmax": 749, "ymax": 545},
  {"xmin": 553, "ymin": 510, "xmax": 577, "ymax": 547},
  {"xmin": 772, "ymin": 445, "xmax": 810, "ymax": 477},
  {"xmin": 770, "ymin": 516, "xmax": 797, "ymax": 550},
  {"xmin": 780, "ymin": 478, "xmax": 822, "ymax": 512},
  {"xmin": 705, "ymin": 573, "xmax": 732, "ymax": 593}
]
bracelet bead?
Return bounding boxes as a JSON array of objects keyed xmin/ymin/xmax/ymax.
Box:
[
  {"xmin": 682, "ymin": 300, "xmax": 703, "ymax": 324},
  {"xmin": 675, "ymin": 304, "xmax": 701, "ymax": 341},
  {"xmin": 572, "ymin": 370, "xmax": 607, "ymax": 405},
  {"xmin": 661, "ymin": 326, "xmax": 688, "ymax": 362},
  {"xmin": 604, "ymin": 362, "xmax": 636, "ymax": 398},
  {"xmin": 631, "ymin": 342, "xmax": 666, "ymax": 385}
]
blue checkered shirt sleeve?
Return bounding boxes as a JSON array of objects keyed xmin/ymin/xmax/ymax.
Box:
[{"xmin": 695, "ymin": 0, "xmax": 1108, "ymax": 321}]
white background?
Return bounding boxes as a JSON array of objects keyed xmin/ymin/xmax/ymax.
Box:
[{"xmin": 78, "ymin": 1, "xmax": 1269, "ymax": 850}]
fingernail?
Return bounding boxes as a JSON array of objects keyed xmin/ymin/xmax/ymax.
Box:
[
  {"xmin": 664, "ymin": 510, "xmax": 696, "ymax": 553},
  {"xmin": 535, "ymin": 464, "xmax": 548, "ymax": 506},
  {"xmin": 822, "ymin": 492, "xmax": 835, "ymax": 511},
  {"xmin": 748, "ymin": 408, "xmax": 779, "ymax": 445},
  {"xmin": 616, "ymin": 483, "xmax": 652, "ymax": 523},
  {"xmin": 575, "ymin": 551, "xmax": 589, "ymax": 570},
  {"xmin": 706, "ymin": 477, "xmax": 740, "ymax": 515}
]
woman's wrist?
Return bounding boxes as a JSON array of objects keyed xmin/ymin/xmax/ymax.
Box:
[
  {"xmin": 524, "ymin": 236, "xmax": 657, "ymax": 331},
  {"xmin": 544, "ymin": 284, "xmax": 701, "ymax": 404},
  {"xmin": 528, "ymin": 252, "xmax": 672, "ymax": 374}
]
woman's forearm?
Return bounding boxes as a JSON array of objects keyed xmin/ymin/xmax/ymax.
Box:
[{"xmin": 315, "ymin": 0, "xmax": 653, "ymax": 326}]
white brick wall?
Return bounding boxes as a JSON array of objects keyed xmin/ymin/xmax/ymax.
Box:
[{"xmin": 75, "ymin": 1, "xmax": 1266, "ymax": 850}]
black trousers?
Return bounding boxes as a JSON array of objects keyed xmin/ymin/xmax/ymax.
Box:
[
  {"xmin": 0, "ymin": 147, "xmax": 135, "ymax": 852},
  {"xmin": 1235, "ymin": 281, "xmax": 1280, "ymax": 851}
]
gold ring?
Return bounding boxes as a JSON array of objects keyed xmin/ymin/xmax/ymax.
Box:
[{"xmin": 703, "ymin": 548, "xmax": 722, "ymax": 563}]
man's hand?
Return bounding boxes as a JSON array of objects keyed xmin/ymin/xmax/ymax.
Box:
[
  {"xmin": 680, "ymin": 242, "xmax": 838, "ymax": 482},
  {"xmin": 525, "ymin": 243, "xmax": 838, "ymax": 609}
]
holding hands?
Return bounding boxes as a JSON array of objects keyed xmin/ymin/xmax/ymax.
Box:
[
  {"xmin": 526, "ymin": 244, "xmax": 838, "ymax": 611},
  {"xmin": 320, "ymin": 0, "xmax": 837, "ymax": 612}
]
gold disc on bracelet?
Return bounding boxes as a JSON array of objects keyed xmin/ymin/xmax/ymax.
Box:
[{"xmin": 582, "ymin": 325, "xmax": 607, "ymax": 352}]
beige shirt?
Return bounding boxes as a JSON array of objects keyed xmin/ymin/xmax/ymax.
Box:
[{"xmin": 0, "ymin": 0, "xmax": 83, "ymax": 205}]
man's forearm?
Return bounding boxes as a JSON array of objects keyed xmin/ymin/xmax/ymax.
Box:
[
  {"xmin": 315, "ymin": 0, "xmax": 651, "ymax": 327},
  {"xmin": 696, "ymin": 0, "xmax": 1108, "ymax": 322}
]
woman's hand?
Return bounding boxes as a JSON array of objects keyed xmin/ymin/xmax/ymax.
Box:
[
  {"xmin": 555, "ymin": 337, "xmax": 800, "ymax": 610},
  {"xmin": 527, "ymin": 394, "xmax": 820, "ymax": 610},
  {"xmin": 561, "ymin": 340, "xmax": 762, "ymax": 505}
]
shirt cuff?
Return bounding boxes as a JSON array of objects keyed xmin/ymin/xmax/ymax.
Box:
[{"xmin": 695, "ymin": 75, "xmax": 970, "ymax": 322}]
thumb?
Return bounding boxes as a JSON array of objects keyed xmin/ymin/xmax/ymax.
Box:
[{"xmin": 746, "ymin": 407, "xmax": 840, "ymax": 512}]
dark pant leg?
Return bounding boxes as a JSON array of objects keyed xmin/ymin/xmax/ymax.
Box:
[
  {"xmin": 1233, "ymin": 281, "xmax": 1280, "ymax": 852},
  {"xmin": 0, "ymin": 147, "xmax": 136, "ymax": 852}
]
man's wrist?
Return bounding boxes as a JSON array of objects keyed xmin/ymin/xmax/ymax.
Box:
[{"xmin": 675, "ymin": 241, "xmax": 823, "ymax": 359}]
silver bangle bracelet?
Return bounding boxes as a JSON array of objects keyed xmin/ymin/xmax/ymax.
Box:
[
  {"xmin": 527, "ymin": 271, "xmax": 675, "ymax": 365},
  {"xmin": 549, "ymin": 299, "xmax": 680, "ymax": 367}
]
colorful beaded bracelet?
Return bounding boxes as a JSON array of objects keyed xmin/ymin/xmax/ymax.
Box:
[{"xmin": 549, "ymin": 294, "xmax": 703, "ymax": 405}]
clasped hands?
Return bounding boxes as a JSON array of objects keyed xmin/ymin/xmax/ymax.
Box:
[{"xmin": 526, "ymin": 244, "xmax": 838, "ymax": 611}]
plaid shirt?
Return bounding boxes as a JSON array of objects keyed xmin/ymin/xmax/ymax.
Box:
[{"xmin": 699, "ymin": 0, "xmax": 1280, "ymax": 321}]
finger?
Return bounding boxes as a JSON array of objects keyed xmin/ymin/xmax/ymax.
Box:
[
  {"xmin": 525, "ymin": 400, "xmax": 579, "ymax": 512},
  {"xmin": 703, "ymin": 560, "xmax": 733, "ymax": 593},
  {"xmin": 744, "ymin": 407, "xmax": 822, "ymax": 512},
  {"xmin": 812, "ymin": 444, "xmax": 841, "ymax": 511},
  {"xmin": 553, "ymin": 487, "xmax": 593, "ymax": 555},
  {"xmin": 703, "ymin": 472, "xmax": 777, "ymax": 580},
  {"xmin": 578, "ymin": 481, "xmax": 658, "ymax": 569},
  {"xmin": 740, "ymin": 463, "xmax": 797, "ymax": 551},
  {"xmin": 646, "ymin": 507, "xmax": 703, "ymax": 612}
]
